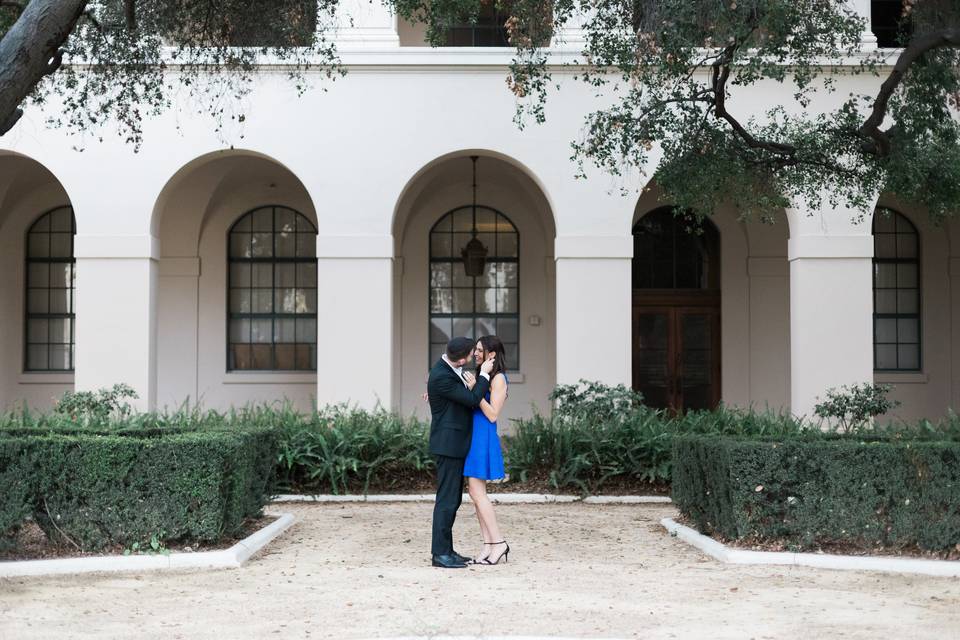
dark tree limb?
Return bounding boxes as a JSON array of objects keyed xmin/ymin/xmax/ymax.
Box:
[
  {"xmin": 859, "ymin": 27, "xmax": 960, "ymax": 157},
  {"xmin": 0, "ymin": 0, "xmax": 88, "ymax": 136},
  {"xmin": 710, "ymin": 46, "xmax": 796, "ymax": 157},
  {"xmin": 123, "ymin": 0, "xmax": 137, "ymax": 31},
  {"xmin": 82, "ymin": 8, "xmax": 102, "ymax": 31}
]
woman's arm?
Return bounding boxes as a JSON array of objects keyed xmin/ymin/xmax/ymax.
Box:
[{"xmin": 479, "ymin": 374, "xmax": 507, "ymax": 422}]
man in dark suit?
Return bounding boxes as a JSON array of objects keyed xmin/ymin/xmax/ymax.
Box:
[{"xmin": 427, "ymin": 336, "xmax": 495, "ymax": 568}]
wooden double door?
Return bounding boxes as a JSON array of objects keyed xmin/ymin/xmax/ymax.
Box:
[{"xmin": 632, "ymin": 292, "xmax": 721, "ymax": 412}]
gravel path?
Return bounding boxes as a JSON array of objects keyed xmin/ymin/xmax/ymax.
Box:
[{"xmin": 1, "ymin": 502, "xmax": 958, "ymax": 639}]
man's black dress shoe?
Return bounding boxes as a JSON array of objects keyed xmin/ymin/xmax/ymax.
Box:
[
  {"xmin": 452, "ymin": 551, "xmax": 472, "ymax": 564},
  {"xmin": 431, "ymin": 554, "xmax": 467, "ymax": 568}
]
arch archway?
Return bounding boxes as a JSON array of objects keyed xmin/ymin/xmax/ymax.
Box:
[
  {"xmin": 393, "ymin": 152, "xmax": 556, "ymax": 424},
  {"xmin": 152, "ymin": 150, "xmax": 318, "ymax": 410},
  {"xmin": 0, "ymin": 152, "xmax": 76, "ymax": 410}
]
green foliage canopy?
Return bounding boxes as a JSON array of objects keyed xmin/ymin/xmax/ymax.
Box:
[{"xmin": 390, "ymin": 0, "xmax": 960, "ymax": 221}]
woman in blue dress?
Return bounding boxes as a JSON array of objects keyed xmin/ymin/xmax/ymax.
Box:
[{"xmin": 461, "ymin": 335, "xmax": 510, "ymax": 565}]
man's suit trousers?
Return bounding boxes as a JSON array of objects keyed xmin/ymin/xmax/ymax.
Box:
[{"xmin": 431, "ymin": 454, "xmax": 465, "ymax": 556}]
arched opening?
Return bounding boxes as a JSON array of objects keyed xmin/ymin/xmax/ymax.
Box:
[
  {"xmin": 393, "ymin": 152, "xmax": 556, "ymax": 424},
  {"xmin": 632, "ymin": 207, "xmax": 721, "ymax": 412},
  {"xmin": 152, "ymin": 150, "xmax": 318, "ymax": 410},
  {"xmin": 0, "ymin": 153, "xmax": 76, "ymax": 410}
]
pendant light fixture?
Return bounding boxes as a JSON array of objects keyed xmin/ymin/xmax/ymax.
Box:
[{"xmin": 461, "ymin": 155, "xmax": 489, "ymax": 277}]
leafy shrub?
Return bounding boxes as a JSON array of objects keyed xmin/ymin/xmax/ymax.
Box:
[
  {"xmin": 813, "ymin": 383, "xmax": 902, "ymax": 432},
  {"xmin": 549, "ymin": 380, "xmax": 645, "ymax": 426},
  {"xmin": 54, "ymin": 383, "xmax": 139, "ymax": 425},
  {"xmin": 275, "ymin": 405, "xmax": 432, "ymax": 494},
  {"xmin": 505, "ymin": 381, "xmax": 806, "ymax": 493},
  {"xmin": 672, "ymin": 435, "xmax": 960, "ymax": 552}
]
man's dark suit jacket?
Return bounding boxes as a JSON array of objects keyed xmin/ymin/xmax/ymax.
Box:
[{"xmin": 426, "ymin": 357, "xmax": 491, "ymax": 458}]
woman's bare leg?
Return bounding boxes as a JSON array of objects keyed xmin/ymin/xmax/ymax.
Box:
[
  {"xmin": 467, "ymin": 477, "xmax": 492, "ymax": 560},
  {"xmin": 467, "ymin": 476, "xmax": 504, "ymax": 562}
]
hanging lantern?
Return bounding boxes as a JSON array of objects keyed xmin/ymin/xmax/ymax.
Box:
[
  {"xmin": 461, "ymin": 236, "xmax": 489, "ymax": 277},
  {"xmin": 461, "ymin": 155, "xmax": 489, "ymax": 278}
]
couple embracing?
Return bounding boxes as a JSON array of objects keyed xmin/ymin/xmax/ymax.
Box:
[{"xmin": 426, "ymin": 335, "xmax": 510, "ymax": 569}]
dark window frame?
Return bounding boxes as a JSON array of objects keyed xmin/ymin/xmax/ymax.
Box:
[
  {"xmin": 871, "ymin": 0, "xmax": 913, "ymax": 49},
  {"xmin": 24, "ymin": 205, "xmax": 77, "ymax": 373},
  {"xmin": 226, "ymin": 205, "xmax": 318, "ymax": 372},
  {"xmin": 632, "ymin": 207, "xmax": 720, "ymax": 291},
  {"xmin": 443, "ymin": 3, "xmax": 513, "ymax": 47},
  {"xmin": 872, "ymin": 207, "xmax": 921, "ymax": 372},
  {"xmin": 428, "ymin": 205, "xmax": 520, "ymax": 371}
]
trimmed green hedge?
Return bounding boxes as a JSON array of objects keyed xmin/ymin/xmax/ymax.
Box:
[
  {"xmin": 0, "ymin": 426, "xmax": 277, "ymax": 551},
  {"xmin": 672, "ymin": 435, "xmax": 960, "ymax": 551}
]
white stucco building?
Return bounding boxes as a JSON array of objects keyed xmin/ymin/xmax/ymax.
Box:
[{"xmin": 0, "ymin": 1, "xmax": 957, "ymax": 426}]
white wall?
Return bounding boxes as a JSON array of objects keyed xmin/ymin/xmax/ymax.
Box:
[{"xmin": 0, "ymin": 52, "xmax": 956, "ymax": 419}]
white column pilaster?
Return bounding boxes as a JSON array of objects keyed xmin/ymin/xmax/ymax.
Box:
[
  {"xmin": 156, "ymin": 256, "xmax": 200, "ymax": 408},
  {"xmin": 74, "ymin": 234, "xmax": 159, "ymax": 411},
  {"xmin": 851, "ymin": 0, "xmax": 877, "ymax": 50},
  {"xmin": 333, "ymin": 0, "xmax": 400, "ymax": 48},
  {"xmin": 554, "ymin": 235, "xmax": 632, "ymax": 387},
  {"xmin": 315, "ymin": 235, "xmax": 393, "ymax": 409},
  {"xmin": 550, "ymin": 9, "xmax": 588, "ymax": 52},
  {"xmin": 787, "ymin": 205, "xmax": 875, "ymax": 419}
]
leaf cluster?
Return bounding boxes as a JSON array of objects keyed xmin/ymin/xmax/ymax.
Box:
[
  {"xmin": 394, "ymin": 0, "xmax": 960, "ymax": 222},
  {"xmin": 20, "ymin": 0, "xmax": 344, "ymax": 149}
]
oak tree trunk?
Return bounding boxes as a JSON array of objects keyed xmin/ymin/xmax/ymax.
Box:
[{"xmin": 0, "ymin": 0, "xmax": 87, "ymax": 135}]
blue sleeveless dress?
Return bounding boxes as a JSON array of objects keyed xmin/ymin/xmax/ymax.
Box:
[{"xmin": 463, "ymin": 374, "xmax": 506, "ymax": 480}]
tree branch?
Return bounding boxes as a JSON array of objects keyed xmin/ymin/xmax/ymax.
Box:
[
  {"xmin": 123, "ymin": 0, "xmax": 136, "ymax": 31},
  {"xmin": 711, "ymin": 46, "xmax": 796, "ymax": 157},
  {"xmin": 82, "ymin": 7, "xmax": 102, "ymax": 31},
  {"xmin": 0, "ymin": 0, "xmax": 88, "ymax": 137},
  {"xmin": 859, "ymin": 27, "xmax": 960, "ymax": 157}
]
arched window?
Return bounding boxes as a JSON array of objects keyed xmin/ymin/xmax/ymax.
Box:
[
  {"xmin": 25, "ymin": 206, "xmax": 76, "ymax": 372},
  {"xmin": 429, "ymin": 206, "xmax": 519, "ymax": 368},
  {"xmin": 632, "ymin": 207, "xmax": 720, "ymax": 290},
  {"xmin": 873, "ymin": 208, "xmax": 920, "ymax": 371},
  {"xmin": 227, "ymin": 205, "xmax": 317, "ymax": 371}
]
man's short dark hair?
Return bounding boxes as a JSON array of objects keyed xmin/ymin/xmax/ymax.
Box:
[{"xmin": 446, "ymin": 336, "xmax": 474, "ymax": 361}]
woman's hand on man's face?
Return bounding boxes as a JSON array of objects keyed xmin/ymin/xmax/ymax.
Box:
[{"xmin": 480, "ymin": 355, "xmax": 496, "ymax": 375}]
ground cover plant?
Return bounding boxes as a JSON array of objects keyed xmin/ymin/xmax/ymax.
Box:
[
  {"xmin": 504, "ymin": 381, "xmax": 808, "ymax": 494},
  {"xmin": 273, "ymin": 406, "xmax": 433, "ymax": 495}
]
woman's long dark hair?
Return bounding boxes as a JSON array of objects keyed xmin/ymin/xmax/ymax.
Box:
[{"xmin": 475, "ymin": 335, "xmax": 507, "ymax": 380}]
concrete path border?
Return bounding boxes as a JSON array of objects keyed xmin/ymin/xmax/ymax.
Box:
[
  {"xmin": 271, "ymin": 493, "xmax": 672, "ymax": 505},
  {"xmin": 0, "ymin": 512, "xmax": 296, "ymax": 579},
  {"xmin": 662, "ymin": 517, "xmax": 960, "ymax": 577},
  {"xmin": 379, "ymin": 637, "xmax": 630, "ymax": 640}
]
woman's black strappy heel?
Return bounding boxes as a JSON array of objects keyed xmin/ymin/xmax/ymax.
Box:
[{"xmin": 479, "ymin": 540, "xmax": 509, "ymax": 565}]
